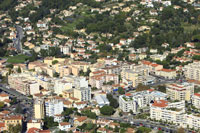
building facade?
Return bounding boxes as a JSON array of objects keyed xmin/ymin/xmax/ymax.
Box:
[
  {"xmin": 34, "ymin": 99, "xmax": 45, "ymax": 120},
  {"xmin": 73, "ymin": 87, "xmax": 91, "ymax": 102},
  {"xmin": 166, "ymin": 82, "xmax": 194, "ymax": 101},
  {"xmin": 119, "ymin": 90, "xmax": 167, "ymax": 113},
  {"xmin": 45, "ymin": 98, "xmax": 64, "ymax": 117}
]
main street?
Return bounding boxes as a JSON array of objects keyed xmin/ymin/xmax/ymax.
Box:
[
  {"xmin": 0, "ymin": 84, "xmax": 32, "ymax": 102},
  {"xmin": 0, "ymin": 84, "xmax": 33, "ymax": 121},
  {"xmin": 98, "ymin": 115, "xmax": 194, "ymax": 133}
]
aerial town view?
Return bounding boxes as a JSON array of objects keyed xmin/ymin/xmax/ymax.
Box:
[{"xmin": 0, "ymin": 0, "xmax": 200, "ymax": 133}]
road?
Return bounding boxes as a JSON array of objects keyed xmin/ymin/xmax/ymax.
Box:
[
  {"xmin": 98, "ymin": 116, "xmax": 193, "ymax": 133},
  {"xmin": 0, "ymin": 85, "xmax": 32, "ymax": 102},
  {"xmin": 0, "ymin": 84, "xmax": 34, "ymax": 121},
  {"xmin": 14, "ymin": 25, "xmax": 24, "ymax": 53}
]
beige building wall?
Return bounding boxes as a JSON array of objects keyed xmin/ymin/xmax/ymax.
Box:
[
  {"xmin": 34, "ymin": 99, "xmax": 45, "ymax": 119},
  {"xmin": 27, "ymin": 121, "xmax": 43, "ymax": 130},
  {"xmin": 74, "ymin": 89, "xmax": 82, "ymax": 102}
]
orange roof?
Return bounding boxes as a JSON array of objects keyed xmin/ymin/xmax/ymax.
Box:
[
  {"xmin": 148, "ymin": 89, "xmax": 154, "ymax": 92},
  {"xmin": 0, "ymin": 123, "xmax": 5, "ymax": 128},
  {"xmin": 75, "ymin": 101, "xmax": 87, "ymax": 105},
  {"xmin": 3, "ymin": 99, "xmax": 11, "ymax": 103},
  {"xmin": 194, "ymin": 93, "xmax": 200, "ymax": 97},
  {"xmin": 1, "ymin": 110, "xmax": 10, "ymax": 115},
  {"xmin": 34, "ymin": 93, "xmax": 44, "ymax": 97},
  {"xmin": 109, "ymin": 122, "xmax": 119, "ymax": 126},
  {"xmin": 98, "ymin": 127, "xmax": 107, "ymax": 131},
  {"xmin": 27, "ymin": 128, "xmax": 39, "ymax": 133},
  {"xmin": 75, "ymin": 116, "xmax": 87, "ymax": 122},
  {"xmin": 142, "ymin": 60, "xmax": 152, "ymax": 65},
  {"xmin": 125, "ymin": 93, "xmax": 132, "ymax": 96},
  {"xmin": 152, "ymin": 100, "xmax": 168, "ymax": 108},
  {"xmin": 60, "ymin": 122, "xmax": 70, "ymax": 126},
  {"xmin": 5, "ymin": 115, "xmax": 22, "ymax": 120},
  {"xmin": 160, "ymin": 69, "xmax": 175, "ymax": 72},
  {"xmin": 39, "ymin": 130, "xmax": 51, "ymax": 133},
  {"xmin": 151, "ymin": 63, "xmax": 159, "ymax": 67},
  {"xmin": 0, "ymin": 93, "xmax": 9, "ymax": 97},
  {"xmin": 187, "ymin": 80, "xmax": 200, "ymax": 85},
  {"xmin": 63, "ymin": 100, "xmax": 72, "ymax": 105},
  {"xmin": 69, "ymin": 97, "xmax": 79, "ymax": 101}
]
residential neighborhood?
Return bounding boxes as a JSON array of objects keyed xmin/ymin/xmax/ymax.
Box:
[{"xmin": 0, "ymin": 0, "xmax": 200, "ymax": 133}]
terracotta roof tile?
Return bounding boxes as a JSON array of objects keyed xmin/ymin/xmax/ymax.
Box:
[
  {"xmin": 152, "ymin": 100, "xmax": 168, "ymax": 108},
  {"xmin": 0, "ymin": 93, "xmax": 9, "ymax": 97},
  {"xmin": 60, "ymin": 122, "xmax": 70, "ymax": 126},
  {"xmin": 75, "ymin": 116, "xmax": 87, "ymax": 122}
]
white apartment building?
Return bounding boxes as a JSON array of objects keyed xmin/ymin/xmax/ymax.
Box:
[
  {"xmin": 150, "ymin": 100, "xmax": 200, "ymax": 129},
  {"xmin": 150, "ymin": 100, "xmax": 185, "ymax": 125},
  {"xmin": 192, "ymin": 93, "xmax": 200, "ymax": 109},
  {"xmin": 119, "ymin": 90, "xmax": 167, "ymax": 113},
  {"xmin": 166, "ymin": 82, "xmax": 194, "ymax": 101},
  {"xmin": 183, "ymin": 61, "xmax": 200, "ymax": 81},
  {"xmin": 45, "ymin": 98, "xmax": 64, "ymax": 117},
  {"xmin": 63, "ymin": 76, "xmax": 88, "ymax": 88},
  {"xmin": 54, "ymin": 79, "xmax": 72, "ymax": 95},
  {"xmin": 183, "ymin": 114, "xmax": 200, "ymax": 129},
  {"xmin": 59, "ymin": 45, "xmax": 71, "ymax": 55}
]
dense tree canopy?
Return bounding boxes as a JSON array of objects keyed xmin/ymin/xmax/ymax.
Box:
[
  {"xmin": 107, "ymin": 94, "xmax": 119, "ymax": 108},
  {"xmin": 0, "ymin": 0, "xmax": 18, "ymax": 11},
  {"xmin": 100, "ymin": 105, "xmax": 115, "ymax": 116}
]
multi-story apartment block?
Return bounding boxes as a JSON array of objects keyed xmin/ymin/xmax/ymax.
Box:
[
  {"xmin": 8, "ymin": 74, "xmax": 40, "ymax": 95},
  {"xmin": 63, "ymin": 76, "xmax": 88, "ymax": 89},
  {"xmin": 183, "ymin": 61, "xmax": 200, "ymax": 81},
  {"xmin": 121, "ymin": 65, "xmax": 151, "ymax": 87},
  {"xmin": 45, "ymin": 98, "xmax": 64, "ymax": 117},
  {"xmin": 140, "ymin": 60, "xmax": 163, "ymax": 74},
  {"xmin": 150, "ymin": 100, "xmax": 200, "ymax": 129},
  {"xmin": 34, "ymin": 99, "xmax": 45, "ymax": 120},
  {"xmin": 150, "ymin": 100, "xmax": 185, "ymax": 125},
  {"xmin": 89, "ymin": 73, "xmax": 119, "ymax": 89},
  {"xmin": 74, "ymin": 87, "xmax": 91, "ymax": 102},
  {"xmin": 183, "ymin": 114, "xmax": 200, "ymax": 129},
  {"xmin": 192, "ymin": 93, "xmax": 200, "ymax": 109},
  {"xmin": 54, "ymin": 79, "xmax": 72, "ymax": 95},
  {"xmin": 119, "ymin": 90, "xmax": 167, "ymax": 113},
  {"xmin": 102, "ymin": 65, "xmax": 121, "ymax": 75},
  {"xmin": 166, "ymin": 82, "xmax": 194, "ymax": 101},
  {"xmin": 155, "ymin": 69, "xmax": 177, "ymax": 79}
]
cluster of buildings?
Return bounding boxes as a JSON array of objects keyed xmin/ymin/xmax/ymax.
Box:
[
  {"xmin": 0, "ymin": 0, "xmax": 200, "ymax": 132},
  {"xmin": 118, "ymin": 81, "xmax": 200, "ymax": 129}
]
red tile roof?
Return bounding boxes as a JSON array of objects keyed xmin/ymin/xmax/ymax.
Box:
[
  {"xmin": 60, "ymin": 122, "xmax": 70, "ymax": 126},
  {"xmin": 0, "ymin": 123, "xmax": 5, "ymax": 128},
  {"xmin": 152, "ymin": 100, "xmax": 168, "ymax": 108},
  {"xmin": 75, "ymin": 116, "xmax": 87, "ymax": 122},
  {"xmin": 39, "ymin": 130, "xmax": 51, "ymax": 133},
  {"xmin": 5, "ymin": 115, "xmax": 22, "ymax": 120},
  {"xmin": 194, "ymin": 93, "xmax": 200, "ymax": 97},
  {"xmin": 75, "ymin": 101, "xmax": 87, "ymax": 105},
  {"xmin": 27, "ymin": 128, "xmax": 39, "ymax": 133},
  {"xmin": 148, "ymin": 89, "xmax": 154, "ymax": 92},
  {"xmin": 160, "ymin": 69, "xmax": 175, "ymax": 72},
  {"xmin": 0, "ymin": 94, "xmax": 9, "ymax": 97},
  {"xmin": 125, "ymin": 93, "xmax": 132, "ymax": 96}
]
